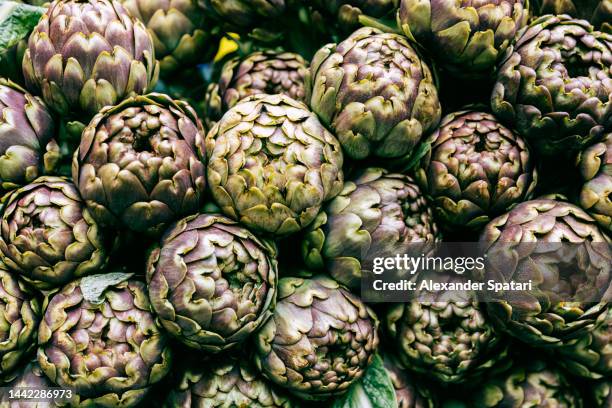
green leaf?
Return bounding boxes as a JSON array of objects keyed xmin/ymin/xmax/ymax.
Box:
[
  {"xmin": 0, "ymin": 1, "xmax": 45, "ymax": 57},
  {"xmin": 331, "ymin": 354, "xmax": 398, "ymax": 408},
  {"xmin": 80, "ymin": 272, "xmax": 134, "ymax": 304}
]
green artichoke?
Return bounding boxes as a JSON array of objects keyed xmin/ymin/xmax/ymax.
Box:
[
  {"xmin": 204, "ymin": 51, "xmax": 309, "ymax": 125},
  {"xmin": 0, "ymin": 78, "xmax": 59, "ymax": 193},
  {"xmin": 552, "ymin": 306, "xmax": 611, "ymax": 379},
  {"xmin": 206, "ymin": 93, "xmax": 344, "ymax": 237},
  {"xmin": 532, "ymin": 0, "xmax": 611, "ymax": 32},
  {"xmin": 146, "ymin": 213, "xmax": 277, "ymax": 352},
  {"xmin": 480, "ymin": 199, "xmax": 612, "ymax": 347},
  {"xmin": 0, "ymin": 262, "xmax": 40, "ymax": 377},
  {"xmin": 382, "ymin": 354, "xmax": 436, "ymax": 408},
  {"xmin": 72, "ymin": 93, "xmax": 206, "ymax": 236},
  {"xmin": 0, "ymin": 176, "xmax": 110, "ymax": 290},
  {"xmin": 37, "ymin": 273, "xmax": 172, "ymax": 407},
  {"xmin": 253, "ymin": 275, "xmax": 380, "ymax": 400},
  {"xmin": 307, "ymin": 27, "xmax": 441, "ymax": 161},
  {"xmin": 197, "ymin": 0, "xmax": 286, "ymax": 29},
  {"xmin": 385, "ymin": 274, "xmax": 511, "ymax": 384},
  {"xmin": 491, "ymin": 15, "xmax": 611, "ymax": 157},
  {"xmin": 397, "ymin": 0, "xmax": 530, "ymax": 78},
  {"xmin": 164, "ymin": 356, "xmax": 296, "ymax": 407},
  {"xmin": 120, "ymin": 0, "xmax": 214, "ymax": 76},
  {"xmin": 302, "ymin": 167, "xmax": 440, "ymax": 290},
  {"xmin": 576, "ymin": 133, "xmax": 611, "ymax": 233},
  {"xmin": 414, "ymin": 110, "xmax": 537, "ymax": 232},
  {"xmin": 22, "ymin": 0, "xmax": 159, "ymax": 120},
  {"xmin": 472, "ymin": 359, "xmax": 583, "ymax": 407}
]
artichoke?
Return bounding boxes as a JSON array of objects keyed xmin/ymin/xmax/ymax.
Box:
[
  {"xmin": 414, "ymin": 110, "xmax": 537, "ymax": 232},
  {"xmin": 120, "ymin": 0, "xmax": 214, "ymax": 76},
  {"xmin": 397, "ymin": 0, "xmax": 530, "ymax": 78},
  {"xmin": 72, "ymin": 93, "xmax": 206, "ymax": 236},
  {"xmin": 302, "ymin": 167, "xmax": 440, "ymax": 290},
  {"xmin": 385, "ymin": 274, "xmax": 511, "ymax": 384},
  {"xmin": 0, "ymin": 78, "xmax": 59, "ymax": 193},
  {"xmin": 382, "ymin": 354, "xmax": 436, "ymax": 408},
  {"xmin": 164, "ymin": 356, "xmax": 295, "ymax": 407},
  {"xmin": 253, "ymin": 275, "xmax": 380, "ymax": 400},
  {"xmin": 22, "ymin": 0, "xmax": 159, "ymax": 120},
  {"xmin": 204, "ymin": 51, "xmax": 309, "ymax": 125},
  {"xmin": 480, "ymin": 199, "xmax": 612, "ymax": 347},
  {"xmin": 197, "ymin": 0, "xmax": 286, "ymax": 29},
  {"xmin": 532, "ymin": 0, "xmax": 611, "ymax": 32},
  {"xmin": 206, "ymin": 93, "xmax": 344, "ymax": 237},
  {"xmin": 491, "ymin": 15, "xmax": 612, "ymax": 157},
  {"xmin": 146, "ymin": 213, "xmax": 277, "ymax": 352},
  {"xmin": 0, "ymin": 262, "xmax": 40, "ymax": 377},
  {"xmin": 576, "ymin": 133, "xmax": 611, "ymax": 233},
  {"xmin": 37, "ymin": 273, "xmax": 172, "ymax": 407},
  {"xmin": 307, "ymin": 27, "xmax": 441, "ymax": 161},
  {"xmin": 553, "ymin": 306, "xmax": 611, "ymax": 379},
  {"xmin": 472, "ymin": 359, "xmax": 583, "ymax": 407},
  {"xmin": 0, "ymin": 176, "xmax": 110, "ymax": 290}
]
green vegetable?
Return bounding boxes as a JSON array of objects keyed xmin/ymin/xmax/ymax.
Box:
[
  {"xmin": 306, "ymin": 26, "xmax": 441, "ymax": 161},
  {"xmin": 0, "ymin": 78, "xmax": 59, "ymax": 193},
  {"xmin": 206, "ymin": 93, "xmax": 344, "ymax": 237},
  {"xmin": 253, "ymin": 275, "xmax": 380, "ymax": 400},
  {"xmin": 37, "ymin": 274, "xmax": 172, "ymax": 407},
  {"xmin": 414, "ymin": 110, "xmax": 537, "ymax": 232},
  {"xmin": 0, "ymin": 176, "xmax": 110, "ymax": 290},
  {"xmin": 22, "ymin": 0, "xmax": 159, "ymax": 120},
  {"xmin": 146, "ymin": 213, "xmax": 278, "ymax": 352},
  {"xmin": 72, "ymin": 93, "xmax": 206, "ymax": 236}
]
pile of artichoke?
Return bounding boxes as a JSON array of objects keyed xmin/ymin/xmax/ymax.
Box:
[{"xmin": 0, "ymin": 0, "xmax": 609, "ymax": 407}]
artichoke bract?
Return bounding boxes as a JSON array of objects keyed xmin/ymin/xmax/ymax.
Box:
[
  {"xmin": 302, "ymin": 167, "xmax": 440, "ymax": 290},
  {"xmin": 414, "ymin": 110, "xmax": 537, "ymax": 232},
  {"xmin": 164, "ymin": 357, "xmax": 295, "ymax": 407},
  {"xmin": 206, "ymin": 93, "xmax": 344, "ymax": 237},
  {"xmin": 385, "ymin": 275, "xmax": 511, "ymax": 384},
  {"xmin": 472, "ymin": 359, "xmax": 583, "ymax": 407},
  {"xmin": 0, "ymin": 79, "xmax": 59, "ymax": 193},
  {"xmin": 120, "ymin": 0, "xmax": 213, "ymax": 76},
  {"xmin": 72, "ymin": 93, "xmax": 206, "ymax": 236},
  {"xmin": 382, "ymin": 354, "xmax": 436, "ymax": 408},
  {"xmin": 576, "ymin": 133, "xmax": 611, "ymax": 233},
  {"xmin": 532, "ymin": 0, "xmax": 611, "ymax": 32},
  {"xmin": 22, "ymin": 0, "xmax": 159, "ymax": 120},
  {"xmin": 307, "ymin": 27, "xmax": 441, "ymax": 161},
  {"xmin": 593, "ymin": 381, "xmax": 612, "ymax": 408},
  {"xmin": 0, "ymin": 176, "xmax": 110, "ymax": 290},
  {"xmin": 204, "ymin": 51, "xmax": 309, "ymax": 125},
  {"xmin": 491, "ymin": 15, "xmax": 612, "ymax": 157},
  {"xmin": 146, "ymin": 213, "xmax": 278, "ymax": 352},
  {"xmin": 480, "ymin": 199, "xmax": 612, "ymax": 347},
  {"xmin": 553, "ymin": 306, "xmax": 611, "ymax": 380},
  {"xmin": 0, "ymin": 263, "xmax": 40, "ymax": 377},
  {"xmin": 37, "ymin": 273, "xmax": 172, "ymax": 407},
  {"xmin": 397, "ymin": 0, "xmax": 530, "ymax": 78},
  {"xmin": 253, "ymin": 275, "xmax": 379, "ymax": 400},
  {"xmin": 197, "ymin": 0, "xmax": 285, "ymax": 29}
]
